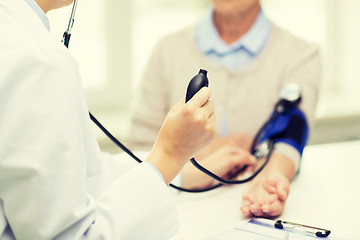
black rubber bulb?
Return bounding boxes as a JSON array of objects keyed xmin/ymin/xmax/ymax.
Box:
[{"xmin": 185, "ymin": 69, "xmax": 209, "ymax": 103}]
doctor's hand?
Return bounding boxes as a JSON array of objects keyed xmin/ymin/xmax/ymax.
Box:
[
  {"xmin": 181, "ymin": 145, "xmax": 256, "ymax": 189},
  {"xmin": 146, "ymin": 87, "xmax": 216, "ymax": 185}
]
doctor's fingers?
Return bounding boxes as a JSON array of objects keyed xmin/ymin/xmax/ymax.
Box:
[
  {"xmin": 173, "ymin": 91, "xmax": 214, "ymax": 117},
  {"xmin": 204, "ymin": 112, "xmax": 216, "ymax": 141},
  {"xmin": 184, "ymin": 100, "xmax": 215, "ymax": 132},
  {"xmin": 201, "ymin": 99, "xmax": 215, "ymax": 120},
  {"xmin": 187, "ymin": 87, "xmax": 212, "ymax": 107},
  {"xmin": 171, "ymin": 97, "xmax": 187, "ymax": 112}
]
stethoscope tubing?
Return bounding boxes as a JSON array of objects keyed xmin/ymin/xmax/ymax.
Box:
[{"xmin": 89, "ymin": 112, "xmax": 273, "ymax": 193}]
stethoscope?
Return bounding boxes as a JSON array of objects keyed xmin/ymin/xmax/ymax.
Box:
[
  {"xmin": 61, "ymin": 0, "xmax": 78, "ymax": 48},
  {"xmin": 61, "ymin": 0, "xmax": 300, "ymax": 193}
]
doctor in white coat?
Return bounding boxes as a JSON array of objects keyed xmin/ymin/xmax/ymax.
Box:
[{"xmin": 0, "ymin": 0, "xmax": 216, "ymax": 239}]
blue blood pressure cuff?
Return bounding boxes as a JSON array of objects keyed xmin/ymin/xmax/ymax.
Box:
[{"xmin": 257, "ymin": 108, "xmax": 309, "ymax": 156}]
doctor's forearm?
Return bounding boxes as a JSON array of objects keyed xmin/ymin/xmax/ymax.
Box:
[{"xmin": 146, "ymin": 147, "xmax": 186, "ymax": 185}]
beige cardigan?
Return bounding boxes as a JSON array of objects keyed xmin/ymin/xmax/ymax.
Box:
[{"xmin": 127, "ymin": 23, "xmax": 322, "ymax": 169}]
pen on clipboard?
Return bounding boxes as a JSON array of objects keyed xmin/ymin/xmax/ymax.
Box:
[{"xmin": 275, "ymin": 220, "xmax": 331, "ymax": 238}]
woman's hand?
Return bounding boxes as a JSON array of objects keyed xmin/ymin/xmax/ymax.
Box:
[
  {"xmin": 240, "ymin": 172, "xmax": 290, "ymax": 218},
  {"xmin": 182, "ymin": 145, "xmax": 256, "ymax": 189},
  {"xmin": 196, "ymin": 133, "xmax": 253, "ymax": 159},
  {"xmin": 240, "ymin": 153, "xmax": 295, "ymax": 218}
]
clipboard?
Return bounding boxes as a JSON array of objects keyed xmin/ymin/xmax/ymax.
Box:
[
  {"xmin": 274, "ymin": 219, "xmax": 330, "ymax": 238},
  {"xmin": 203, "ymin": 218, "xmax": 345, "ymax": 240}
]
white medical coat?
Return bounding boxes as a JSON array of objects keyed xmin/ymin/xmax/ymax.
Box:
[{"xmin": 0, "ymin": 0, "xmax": 178, "ymax": 239}]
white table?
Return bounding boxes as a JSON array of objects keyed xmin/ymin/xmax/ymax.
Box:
[{"xmin": 171, "ymin": 140, "xmax": 360, "ymax": 240}]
